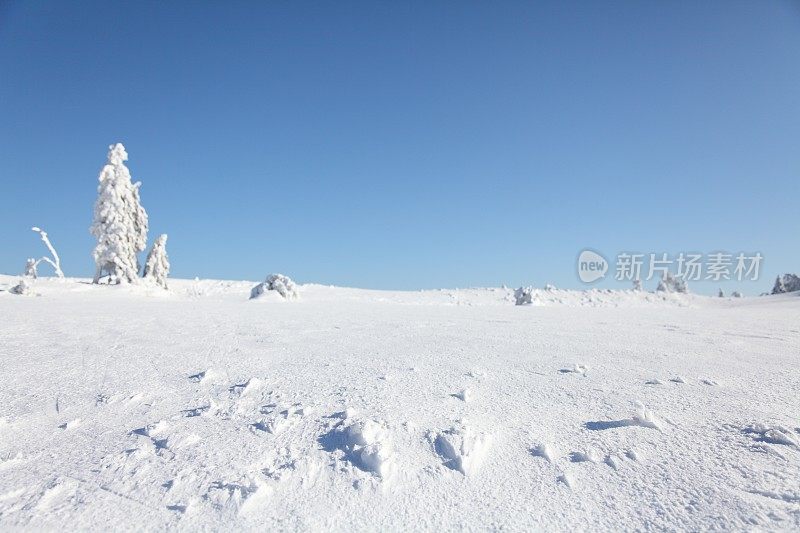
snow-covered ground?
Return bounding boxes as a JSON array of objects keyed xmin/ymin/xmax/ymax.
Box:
[{"xmin": 1, "ymin": 275, "xmax": 798, "ymax": 531}]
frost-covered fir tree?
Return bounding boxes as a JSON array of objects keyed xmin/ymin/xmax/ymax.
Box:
[
  {"xmin": 143, "ymin": 234, "xmax": 170, "ymax": 289},
  {"xmin": 90, "ymin": 143, "xmax": 149, "ymax": 284},
  {"xmin": 772, "ymin": 273, "xmax": 800, "ymax": 294},
  {"xmin": 656, "ymin": 272, "xmax": 689, "ymax": 294}
]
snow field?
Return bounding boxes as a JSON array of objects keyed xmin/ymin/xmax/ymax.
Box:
[{"xmin": 0, "ymin": 276, "xmax": 798, "ymax": 531}]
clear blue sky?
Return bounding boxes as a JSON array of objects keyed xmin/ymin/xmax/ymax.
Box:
[{"xmin": 1, "ymin": 1, "xmax": 798, "ymax": 293}]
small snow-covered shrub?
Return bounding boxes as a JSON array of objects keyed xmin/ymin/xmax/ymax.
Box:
[
  {"xmin": 24, "ymin": 258, "xmax": 37, "ymax": 279},
  {"xmin": 143, "ymin": 234, "xmax": 170, "ymax": 289},
  {"xmin": 772, "ymin": 274, "xmax": 800, "ymax": 294},
  {"xmin": 27, "ymin": 227, "xmax": 64, "ymax": 279},
  {"xmin": 250, "ymin": 273, "xmax": 298, "ymax": 300},
  {"xmin": 718, "ymin": 289, "xmax": 724, "ymax": 297},
  {"xmin": 632, "ymin": 279, "xmax": 643, "ymax": 292},
  {"xmin": 10, "ymin": 278, "xmax": 32, "ymax": 295},
  {"xmin": 656, "ymin": 272, "xmax": 688, "ymax": 294},
  {"xmin": 514, "ymin": 286, "xmax": 534, "ymax": 305},
  {"xmin": 731, "ymin": 291, "xmax": 743, "ymax": 298}
]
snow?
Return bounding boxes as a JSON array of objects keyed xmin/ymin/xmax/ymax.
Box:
[
  {"xmin": 9, "ymin": 278, "xmax": 32, "ymax": 295},
  {"xmin": 0, "ymin": 274, "xmax": 799, "ymax": 530},
  {"xmin": 250, "ymin": 274, "xmax": 299, "ymax": 300}
]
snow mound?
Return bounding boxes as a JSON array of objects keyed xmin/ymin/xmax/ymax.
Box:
[
  {"xmin": 9, "ymin": 279, "xmax": 32, "ymax": 296},
  {"xmin": 323, "ymin": 416, "xmax": 395, "ymax": 478},
  {"xmin": 557, "ymin": 472, "xmax": 575, "ymax": 488},
  {"xmin": 744, "ymin": 423, "xmax": 799, "ymax": 447},
  {"xmin": 632, "ymin": 401, "xmax": 663, "ymax": 430},
  {"xmin": 570, "ymin": 448, "xmax": 603, "ymax": 463},
  {"xmin": 433, "ymin": 423, "xmax": 492, "ymax": 476},
  {"xmin": 250, "ymin": 274, "xmax": 299, "ymax": 300},
  {"xmin": 229, "ymin": 377, "xmax": 264, "ymax": 397},
  {"xmin": 584, "ymin": 401, "xmax": 663, "ymax": 431},
  {"xmin": 188, "ymin": 369, "xmax": 220, "ymax": 384},
  {"xmin": 253, "ymin": 405, "xmax": 303, "ymax": 435},
  {"xmin": 453, "ymin": 388, "xmax": 471, "ymax": 402},
  {"xmin": 560, "ymin": 363, "xmax": 589, "ymax": 376},
  {"xmin": 531, "ymin": 442, "xmax": 554, "ymax": 462}
]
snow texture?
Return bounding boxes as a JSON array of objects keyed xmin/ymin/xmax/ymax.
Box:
[{"xmin": 0, "ymin": 275, "xmax": 798, "ymax": 531}]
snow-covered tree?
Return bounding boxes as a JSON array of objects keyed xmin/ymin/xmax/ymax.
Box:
[
  {"xmin": 514, "ymin": 286, "xmax": 534, "ymax": 305},
  {"xmin": 772, "ymin": 276, "xmax": 785, "ymax": 294},
  {"xmin": 772, "ymin": 273, "xmax": 800, "ymax": 294},
  {"xmin": 718, "ymin": 288, "xmax": 724, "ymax": 297},
  {"xmin": 143, "ymin": 234, "xmax": 170, "ymax": 289},
  {"xmin": 251, "ymin": 273, "xmax": 299, "ymax": 300},
  {"xmin": 632, "ymin": 279, "xmax": 643, "ymax": 292},
  {"xmin": 656, "ymin": 272, "xmax": 688, "ymax": 294},
  {"xmin": 785, "ymin": 275, "xmax": 800, "ymax": 292},
  {"xmin": 143, "ymin": 236, "xmax": 169, "ymax": 285},
  {"xmin": 30, "ymin": 227, "xmax": 64, "ymax": 278},
  {"xmin": 674, "ymin": 276, "xmax": 688, "ymax": 294},
  {"xmin": 90, "ymin": 143, "xmax": 149, "ymax": 284}
]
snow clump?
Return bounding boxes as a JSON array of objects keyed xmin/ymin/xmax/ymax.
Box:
[
  {"xmin": 250, "ymin": 274, "xmax": 298, "ymax": 300},
  {"xmin": 432, "ymin": 423, "xmax": 492, "ymax": 476},
  {"xmin": 9, "ymin": 279, "xmax": 32, "ymax": 296},
  {"xmin": 514, "ymin": 286, "xmax": 534, "ymax": 305}
]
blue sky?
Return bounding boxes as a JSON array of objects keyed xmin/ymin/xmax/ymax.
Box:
[{"xmin": 1, "ymin": 1, "xmax": 798, "ymax": 293}]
